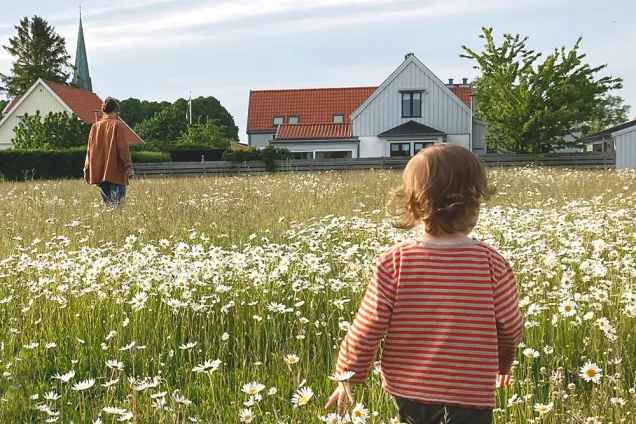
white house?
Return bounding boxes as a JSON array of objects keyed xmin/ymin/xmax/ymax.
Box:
[
  {"xmin": 0, "ymin": 79, "xmax": 142, "ymax": 149},
  {"xmin": 246, "ymin": 53, "xmax": 487, "ymax": 159}
]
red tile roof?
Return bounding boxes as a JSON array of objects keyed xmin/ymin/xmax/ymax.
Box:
[
  {"xmin": 2, "ymin": 81, "xmax": 142, "ymax": 144},
  {"xmin": 448, "ymin": 86, "xmax": 472, "ymax": 109},
  {"xmin": 276, "ymin": 123, "xmax": 353, "ymax": 140},
  {"xmin": 2, "ymin": 97, "xmax": 21, "ymax": 115},
  {"xmin": 248, "ymin": 87, "xmax": 377, "ymax": 132}
]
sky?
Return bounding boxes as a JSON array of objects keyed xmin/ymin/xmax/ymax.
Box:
[{"xmin": 0, "ymin": 0, "xmax": 634, "ymax": 143}]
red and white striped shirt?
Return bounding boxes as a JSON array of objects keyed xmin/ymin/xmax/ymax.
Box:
[{"xmin": 336, "ymin": 239, "xmax": 523, "ymax": 410}]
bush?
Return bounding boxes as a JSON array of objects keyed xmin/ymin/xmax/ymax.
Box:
[
  {"xmin": 222, "ymin": 146, "xmax": 291, "ymax": 171},
  {"xmin": 12, "ymin": 112, "xmax": 91, "ymax": 150},
  {"xmin": 0, "ymin": 149, "xmax": 170, "ymax": 181}
]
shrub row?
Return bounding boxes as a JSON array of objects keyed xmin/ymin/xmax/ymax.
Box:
[{"xmin": 0, "ymin": 149, "xmax": 170, "ymax": 181}]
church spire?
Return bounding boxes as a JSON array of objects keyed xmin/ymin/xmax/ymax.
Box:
[{"xmin": 72, "ymin": 7, "xmax": 92, "ymax": 92}]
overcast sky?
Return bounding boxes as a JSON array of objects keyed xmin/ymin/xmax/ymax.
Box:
[{"xmin": 0, "ymin": 0, "xmax": 633, "ymax": 142}]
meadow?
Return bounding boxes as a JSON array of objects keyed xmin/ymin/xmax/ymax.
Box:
[{"xmin": 0, "ymin": 168, "xmax": 634, "ymax": 424}]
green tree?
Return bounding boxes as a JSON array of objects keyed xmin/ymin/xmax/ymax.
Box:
[
  {"xmin": 462, "ymin": 28, "xmax": 622, "ymax": 153},
  {"xmin": 583, "ymin": 94, "xmax": 631, "ymax": 135},
  {"xmin": 11, "ymin": 111, "xmax": 91, "ymax": 150},
  {"xmin": 176, "ymin": 120, "xmax": 231, "ymax": 149},
  {"xmin": 134, "ymin": 105, "xmax": 186, "ymax": 144},
  {"xmin": 0, "ymin": 16, "xmax": 72, "ymax": 97},
  {"xmin": 119, "ymin": 98, "xmax": 171, "ymax": 128},
  {"xmin": 0, "ymin": 99, "xmax": 8, "ymax": 113},
  {"xmin": 175, "ymin": 96, "xmax": 239, "ymax": 140}
]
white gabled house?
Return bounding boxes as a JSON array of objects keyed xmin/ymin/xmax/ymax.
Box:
[{"xmin": 246, "ymin": 53, "xmax": 487, "ymax": 159}]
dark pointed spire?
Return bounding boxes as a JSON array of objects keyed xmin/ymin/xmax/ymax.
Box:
[{"xmin": 72, "ymin": 7, "xmax": 92, "ymax": 92}]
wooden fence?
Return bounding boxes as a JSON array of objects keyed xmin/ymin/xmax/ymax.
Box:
[{"xmin": 134, "ymin": 152, "xmax": 616, "ymax": 178}]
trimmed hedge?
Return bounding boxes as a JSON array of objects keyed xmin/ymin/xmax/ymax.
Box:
[
  {"xmin": 0, "ymin": 149, "xmax": 171, "ymax": 181},
  {"xmin": 223, "ymin": 146, "xmax": 291, "ymax": 172}
]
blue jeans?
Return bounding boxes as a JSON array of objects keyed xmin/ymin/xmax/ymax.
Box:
[{"xmin": 98, "ymin": 182, "xmax": 126, "ymax": 206}]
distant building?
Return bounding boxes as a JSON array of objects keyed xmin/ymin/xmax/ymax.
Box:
[
  {"xmin": 0, "ymin": 16, "xmax": 142, "ymax": 149},
  {"xmin": 246, "ymin": 53, "xmax": 486, "ymax": 159},
  {"xmin": 580, "ymin": 119, "xmax": 636, "ymax": 169}
]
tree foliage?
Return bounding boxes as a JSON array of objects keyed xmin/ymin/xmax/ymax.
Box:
[
  {"xmin": 119, "ymin": 98, "xmax": 171, "ymax": 129},
  {"xmin": 176, "ymin": 120, "xmax": 231, "ymax": 149},
  {"xmin": 11, "ymin": 111, "xmax": 91, "ymax": 150},
  {"xmin": 133, "ymin": 97, "xmax": 239, "ymax": 146},
  {"xmin": 583, "ymin": 94, "xmax": 631, "ymax": 135},
  {"xmin": 462, "ymin": 28, "xmax": 623, "ymax": 153},
  {"xmin": 0, "ymin": 16, "xmax": 72, "ymax": 97},
  {"xmin": 0, "ymin": 99, "xmax": 8, "ymax": 113}
]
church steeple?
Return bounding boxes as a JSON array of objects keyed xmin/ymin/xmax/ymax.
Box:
[{"xmin": 71, "ymin": 8, "xmax": 92, "ymax": 92}]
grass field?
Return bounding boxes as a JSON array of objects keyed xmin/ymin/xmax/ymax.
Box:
[{"xmin": 0, "ymin": 169, "xmax": 635, "ymax": 424}]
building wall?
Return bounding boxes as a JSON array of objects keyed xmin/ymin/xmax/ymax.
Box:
[
  {"xmin": 359, "ymin": 137, "xmax": 384, "ymax": 158},
  {"xmin": 616, "ymin": 130, "xmax": 636, "ymax": 170},
  {"xmin": 472, "ymin": 120, "xmax": 487, "ymax": 154},
  {"xmin": 271, "ymin": 141, "xmax": 359, "ymax": 158},
  {"xmin": 352, "ymin": 61, "xmax": 472, "ymax": 138},
  {"xmin": 0, "ymin": 83, "xmax": 69, "ymax": 149},
  {"xmin": 248, "ymin": 132, "xmax": 274, "ymax": 148},
  {"xmin": 446, "ymin": 134, "xmax": 470, "ymax": 150}
]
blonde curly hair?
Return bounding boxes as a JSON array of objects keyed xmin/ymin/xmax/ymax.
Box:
[{"xmin": 388, "ymin": 144, "xmax": 493, "ymax": 234}]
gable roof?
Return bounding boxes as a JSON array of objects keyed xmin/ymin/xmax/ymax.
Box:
[
  {"xmin": 580, "ymin": 120, "xmax": 636, "ymax": 142},
  {"xmin": 0, "ymin": 79, "xmax": 142, "ymax": 144},
  {"xmin": 247, "ymin": 87, "xmax": 376, "ymax": 132},
  {"xmin": 378, "ymin": 120, "xmax": 445, "ymax": 137},
  {"xmin": 2, "ymin": 97, "xmax": 21, "ymax": 115},
  {"xmin": 448, "ymin": 86, "xmax": 472, "ymax": 110},
  {"xmin": 276, "ymin": 123, "xmax": 353, "ymax": 140},
  {"xmin": 350, "ymin": 54, "xmax": 473, "ymax": 120}
]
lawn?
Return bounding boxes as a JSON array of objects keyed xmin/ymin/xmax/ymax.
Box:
[{"xmin": 0, "ymin": 169, "xmax": 634, "ymax": 423}]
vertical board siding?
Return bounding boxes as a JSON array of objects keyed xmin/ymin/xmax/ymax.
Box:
[
  {"xmin": 352, "ymin": 62, "xmax": 472, "ymax": 137},
  {"xmin": 616, "ymin": 130, "xmax": 636, "ymax": 169}
]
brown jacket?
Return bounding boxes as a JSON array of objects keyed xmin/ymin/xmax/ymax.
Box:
[{"xmin": 84, "ymin": 116, "xmax": 133, "ymax": 186}]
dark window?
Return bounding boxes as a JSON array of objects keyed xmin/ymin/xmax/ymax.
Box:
[
  {"xmin": 291, "ymin": 152, "xmax": 312, "ymax": 160},
  {"xmin": 414, "ymin": 141, "xmax": 435, "ymax": 154},
  {"xmin": 288, "ymin": 115, "xmax": 299, "ymax": 124},
  {"xmin": 390, "ymin": 143, "xmax": 411, "ymax": 157},
  {"xmin": 315, "ymin": 151, "xmax": 353, "ymax": 160},
  {"xmin": 593, "ymin": 143, "xmax": 603, "ymax": 152},
  {"xmin": 273, "ymin": 116, "xmax": 284, "ymax": 126},
  {"xmin": 401, "ymin": 92, "xmax": 422, "ymax": 118},
  {"xmin": 332, "ymin": 114, "xmax": 344, "ymax": 123}
]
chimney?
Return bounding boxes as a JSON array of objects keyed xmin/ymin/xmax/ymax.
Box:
[
  {"xmin": 404, "ymin": 52, "xmax": 414, "ymax": 60},
  {"xmin": 462, "ymin": 78, "xmax": 469, "ymax": 85},
  {"xmin": 448, "ymin": 78, "xmax": 454, "ymax": 86}
]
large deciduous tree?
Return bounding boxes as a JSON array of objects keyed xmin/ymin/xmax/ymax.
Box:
[
  {"xmin": 0, "ymin": 16, "xmax": 72, "ymax": 97},
  {"xmin": 462, "ymin": 28, "xmax": 623, "ymax": 153}
]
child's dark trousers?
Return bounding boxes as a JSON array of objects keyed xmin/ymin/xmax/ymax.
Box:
[{"xmin": 393, "ymin": 396, "xmax": 493, "ymax": 424}]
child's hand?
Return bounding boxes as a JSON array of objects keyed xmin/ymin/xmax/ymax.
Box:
[
  {"xmin": 497, "ymin": 373, "xmax": 511, "ymax": 387},
  {"xmin": 324, "ymin": 382, "xmax": 355, "ymax": 416}
]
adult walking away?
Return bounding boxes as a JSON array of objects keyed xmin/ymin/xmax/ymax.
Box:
[{"xmin": 84, "ymin": 97, "xmax": 134, "ymax": 206}]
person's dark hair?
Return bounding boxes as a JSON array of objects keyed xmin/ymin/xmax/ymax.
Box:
[{"xmin": 102, "ymin": 97, "xmax": 120, "ymax": 114}]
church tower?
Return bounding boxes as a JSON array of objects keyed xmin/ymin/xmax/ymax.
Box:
[{"xmin": 71, "ymin": 9, "xmax": 92, "ymax": 92}]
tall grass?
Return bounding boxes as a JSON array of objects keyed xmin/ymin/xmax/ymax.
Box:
[{"xmin": 0, "ymin": 169, "xmax": 634, "ymax": 423}]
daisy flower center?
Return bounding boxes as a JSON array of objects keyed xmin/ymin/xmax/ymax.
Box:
[{"xmin": 586, "ymin": 369, "xmax": 596, "ymax": 377}]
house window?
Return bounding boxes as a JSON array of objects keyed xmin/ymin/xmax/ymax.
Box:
[
  {"xmin": 315, "ymin": 151, "xmax": 353, "ymax": 160},
  {"xmin": 273, "ymin": 116, "xmax": 284, "ymax": 126},
  {"xmin": 414, "ymin": 141, "xmax": 435, "ymax": 154},
  {"xmin": 401, "ymin": 92, "xmax": 422, "ymax": 118},
  {"xmin": 333, "ymin": 114, "xmax": 344, "ymax": 123},
  {"xmin": 288, "ymin": 115, "xmax": 299, "ymax": 124},
  {"xmin": 390, "ymin": 143, "xmax": 411, "ymax": 157},
  {"xmin": 291, "ymin": 152, "xmax": 312, "ymax": 160},
  {"xmin": 593, "ymin": 143, "xmax": 603, "ymax": 152}
]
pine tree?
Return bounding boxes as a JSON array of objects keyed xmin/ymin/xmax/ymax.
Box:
[{"xmin": 0, "ymin": 16, "xmax": 72, "ymax": 97}]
